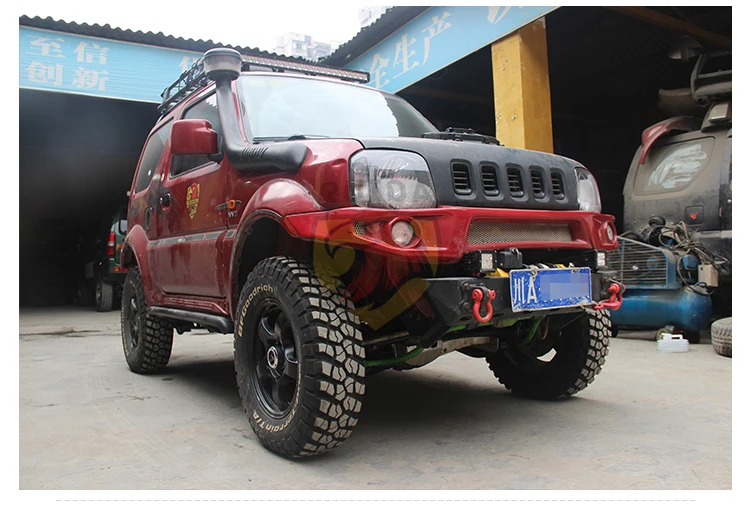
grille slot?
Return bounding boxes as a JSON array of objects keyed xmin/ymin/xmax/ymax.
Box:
[
  {"xmin": 550, "ymin": 172, "xmax": 565, "ymax": 199},
  {"xmin": 606, "ymin": 237, "xmax": 669, "ymax": 288},
  {"xmin": 530, "ymin": 168, "xmax": 545, "ymax": 198},
  {"xmin": 507, "ymin": 167, "xmax": 524, "ymax": 197},
  {"xmin": 480, "ymin": 165, "xmax": 500, "ymax": 196},
  {"xmin": 468, "ymin": 222, "xmax": 573, "ymax": 245},
  {"xmin": 451, "ymin": 163, "xmax": 472, "ymax": 195},
  {"xmin": 354, "ymin": 221, "xmax": 366, "ymax": 236}
]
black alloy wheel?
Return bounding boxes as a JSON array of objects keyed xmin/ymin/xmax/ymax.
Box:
[{"xmin": 250, "ymin": 303, "xmax": 299, "ymax": 416}]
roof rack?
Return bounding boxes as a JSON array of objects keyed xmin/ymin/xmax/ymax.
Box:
[{"xmin": 158, "ymin": 51, "xmax": 371, "ymax": 116}]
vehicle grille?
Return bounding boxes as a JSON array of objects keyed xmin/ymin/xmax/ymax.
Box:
[
  {"xmin": 606, "ymin": 237, "xmax": 669, "ymax": 288},
  {"xmin": 530, "ymin": 168, "xmax": 545, "ymax": 198},
  {"xmin": 354, "ymin": 221, "xmax": 366, "ymax": 236},
  {"xmin": 507, "ymin": 167, "xmax": 524, "ymax": 197},
  {"xmin": 451, "ymin": 162, "xmax": 472, "ymax": 195},
  {"xmin": 551, "ymin": 171, "xmax": 565, "ymax": 199},
  {"xmin": 468, "ymin": 222, "xmax": 573, "ymax": 245},
  {"xmin": 480, "ymin": 165, "xmax": 500, "ymax": 196}
]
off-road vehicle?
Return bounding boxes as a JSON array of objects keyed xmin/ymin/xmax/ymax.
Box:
[
  {"xmin": 83, "ymin": 204, "xmax": 129, "ymax": 311},
  {"xmin": 121, "ymin": 48, "xmax": 624, "ymax": 458}
]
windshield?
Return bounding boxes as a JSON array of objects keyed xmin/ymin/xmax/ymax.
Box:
[{"xmin": 237, "ymin": 74, "xmax": 437, "ymax": 140}]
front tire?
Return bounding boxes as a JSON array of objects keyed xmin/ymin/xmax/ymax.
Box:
[
  {"xmin": 486, "ymin": 309, "xmax": 612, "ymax": 399},
  {"xmin": 120, "ymin": 267, "xmax": 174, "ymax": 373},
  {"xmin": 234, "ymin": 257, "xmax": 366, "ymax": 458}
]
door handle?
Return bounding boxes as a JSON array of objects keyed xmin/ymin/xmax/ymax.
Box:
[{"xmin": 159, "ymin": 193, "xmax": 171, "ymax": 209}]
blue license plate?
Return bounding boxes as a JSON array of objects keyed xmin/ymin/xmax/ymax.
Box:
[{"xmin": 510, "ymin": 268, "xmax": 592, "ymax": 312}]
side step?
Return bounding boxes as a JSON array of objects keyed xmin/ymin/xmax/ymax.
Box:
[{"xmin": 148, "ymin": 307, "xmax": 234, "ymax": 334}]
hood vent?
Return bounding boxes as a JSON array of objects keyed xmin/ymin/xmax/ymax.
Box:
[
  {"xmin": 530, "ymin": 168, "xmax": 545, "ymax": 198},
  {"xmin": 551, "ymin": 171, "xmax": 565, "ymax": 199},
  {"xmin": 507, "ymin": 167, "xmax": 524, "ymax": 198},
  {"xmin": 480, "ymin": 165, "xmax": 500, "ymax": 196},
  {"xmin": 451, "ymin": 162, "xmax": 472, "ymax": 195}
]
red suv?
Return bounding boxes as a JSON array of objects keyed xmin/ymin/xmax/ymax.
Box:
[{"xmin": 121, "ymin": 48, "xmax": 623, "ymax": 458}]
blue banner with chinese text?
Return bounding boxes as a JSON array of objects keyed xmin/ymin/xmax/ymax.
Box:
[
  {"xmin": 19, "ymin": 27, "xmax": 203, "ymax": 103},
  {"xmin": 344, "ymin": 6, "xmax": 556, "ymax": 93}
]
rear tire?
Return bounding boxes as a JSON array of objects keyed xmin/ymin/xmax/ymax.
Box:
[
  {"xmin": 486, "ymin": 309, "xmax": 612, "ymax": 399},
  {"xmin": 234, "ymin": 257, "xmax": 366, "ymax": 458},
  {"xmin": 95, "ymin": 278, "xmax": 113, "ymax": 312},
  {"xmin": 120, "ymin": 267, "xmax": 173, "ymax": 373},
  {"xmin": 711, "ymin": 317, "xmax": 732, "ymax": 357}
]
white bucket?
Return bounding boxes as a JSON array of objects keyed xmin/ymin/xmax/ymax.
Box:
[{"xmin": 657, "ymin": 333, "xmax": 690, "ymax": 353}]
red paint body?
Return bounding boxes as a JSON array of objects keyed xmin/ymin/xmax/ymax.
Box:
[{"xmin": 123, "ymin": 78, "xmax": 618, "ymax": 322}]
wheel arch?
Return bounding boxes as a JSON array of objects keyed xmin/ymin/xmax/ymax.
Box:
[
  {"xmin": 229, "ymin": 212, "xmax": 312, "ymax": 318},
  {"xmin": 118, "ymin": 225, "xmax": 159, "ymax": 306}
]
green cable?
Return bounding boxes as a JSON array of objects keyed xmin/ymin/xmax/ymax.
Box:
[
  {"xmin": 365, "ymin": 347, "xmax": 425, "ymax": 368},
  {"xmin": 518, "ymin": 318, "xmax": 543, "ymax": 347}
]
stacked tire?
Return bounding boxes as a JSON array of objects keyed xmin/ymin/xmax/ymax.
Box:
[{"xmin": 711, "ymin": 317, "xmax": 732, "ymax": 357}]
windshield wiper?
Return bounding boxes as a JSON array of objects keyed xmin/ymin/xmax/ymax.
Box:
[{"xmin": 253, "ymin": 134, "xmax": 330, "ymax": 143}]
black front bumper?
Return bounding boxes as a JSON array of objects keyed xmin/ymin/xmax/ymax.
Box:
[{"xmin": 399, "ymin": 270, "xmax": 617, "ymax": 343}]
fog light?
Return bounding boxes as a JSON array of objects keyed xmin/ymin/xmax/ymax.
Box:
[
  {"xmin": 597, "ymin": 252, "xmax": 607, "ymax": 267},
  {"xmin": 480, "ymin": 252, "xmax": 496, "ymax": 272},
  {"xmin": 391, "ymin": 221, "xmax": 415, "ymax": 247},
  {"xmin": 606, "ymin": 224, "xmax": 615, "ymax": 241}
]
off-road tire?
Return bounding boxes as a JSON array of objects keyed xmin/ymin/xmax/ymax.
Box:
[
  {"xmin": 120, "ymin": 267, "xmax": 174, "ymax": 373},
  {"xmin": 486, "ymin": 309, "xmax": 612, "ymax": 399},
  {"xmin": 95, "ymin": 278, "xmax": 114, "ymax": 312},
  {"xmin": 711, "ymin": 317, "xmax": 732, "ymax": 358},
  {"xmin": 234, "ymin": 257, "xmax": 366, "ymax": 459}
]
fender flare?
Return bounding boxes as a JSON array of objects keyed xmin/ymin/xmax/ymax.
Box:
[
  {"xmin": 227, "ymin": 179, "xmax": 323, "ymax": 316},
  {"xmin": 120, "ymin": 225, "xmax": 160, "ymax": 306}
]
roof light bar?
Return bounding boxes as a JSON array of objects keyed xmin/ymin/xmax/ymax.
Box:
[
  {"xmin": 240, "ymin": 55, "xmax": 370, "ymax": 83},
  {"xmin": 158, "ymin": 50, "xmax": 371, "ymax": 116}
]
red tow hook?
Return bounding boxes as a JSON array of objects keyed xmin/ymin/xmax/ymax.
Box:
[
  {"xmin": 593, "ymin": 282, "xmax": 625, "ymax": 311},
  {"xmin": 472, "ymin": 288, "xmax": 496, "ymax": 323}
]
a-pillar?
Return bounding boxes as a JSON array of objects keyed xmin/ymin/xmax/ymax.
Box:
[{"xmin": 491, "ymin": 19, "xmax": 553, "ymax": 152}]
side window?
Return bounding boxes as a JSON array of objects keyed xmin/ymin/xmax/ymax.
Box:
[
  {"xmin": 171, "ymin": 94, "xmax": 222, "ymax": 176},
  {"xmin": 634, "ymin": 137, "xmax": 714, "ymax": 195},
  {"xmin": 134, "ymin": 121, "xmax": 173, "ymax": 193}
]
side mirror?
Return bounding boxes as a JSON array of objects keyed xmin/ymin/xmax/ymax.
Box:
[{"xmin": 171, "ymin": 119, "xmax": 219, "ymax": 155}]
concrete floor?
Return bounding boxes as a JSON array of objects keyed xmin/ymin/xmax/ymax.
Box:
[{"xmin": 19, "ymin": 307, "xmax": 731, "ymax": 490}]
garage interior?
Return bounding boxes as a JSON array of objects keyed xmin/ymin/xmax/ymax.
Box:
[
  {"xmin": 18, "ymin": 6, "xmax": 731, "ymax": 306},
  {"xmin": 397, "ymin": 6, "xmax": 732, "ymax": 229},
  {"xmin": 19, "ymin": 90, "xmax": 158, "ymax": 305}
]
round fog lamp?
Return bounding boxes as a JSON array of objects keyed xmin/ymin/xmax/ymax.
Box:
[
  {"xmin": 606, "ymin": 224, "xmax": 615, "ymax": 241},
  {"xmin": 391, "ymin": 221, "xmax": 415, "ymax": 247}
]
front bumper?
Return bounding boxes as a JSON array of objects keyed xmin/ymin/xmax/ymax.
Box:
[
  {"xmin": 282, "ymin": 206, "xmax": 618, "ymax": 263},
  {"xmin": 395, "ymin": 270, "xmax": 621, "ymax": 343}
]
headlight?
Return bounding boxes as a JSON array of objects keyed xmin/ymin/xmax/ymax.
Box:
[
  {"xmin": 350, "ymin": 150, "xmax": 436, "ymax": 209},
  {"xmin": 575, "ymin": 167, "xmax": 602, "ymax": 213}
]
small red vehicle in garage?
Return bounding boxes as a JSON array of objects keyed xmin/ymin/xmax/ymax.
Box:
[{"xmin": 121, "ymin": 48, "xmax": 623, "ymax": 458}]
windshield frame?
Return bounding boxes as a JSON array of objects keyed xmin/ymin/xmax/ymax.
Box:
[{"xmin": 235, "ymin": 72, "xmax": 438, "ymax": 142}]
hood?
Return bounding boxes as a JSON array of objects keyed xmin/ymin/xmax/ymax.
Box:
[{"xmin": 357, "ymin": 137, "xmax": 581, "ymax": 211}]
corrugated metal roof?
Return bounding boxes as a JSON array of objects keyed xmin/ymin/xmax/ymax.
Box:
[
  {"xmin": 323, "ymin": 6, "xmax": 429, "ymax": 67},
  {"xmin": 19, "ymin": 15, "xmax": 311, "ymax": 63}
]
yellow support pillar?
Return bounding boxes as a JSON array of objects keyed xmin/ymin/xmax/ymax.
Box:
[{"xmin": 491, "ymin": 19, "xmax": 553, "ymax": 152}]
